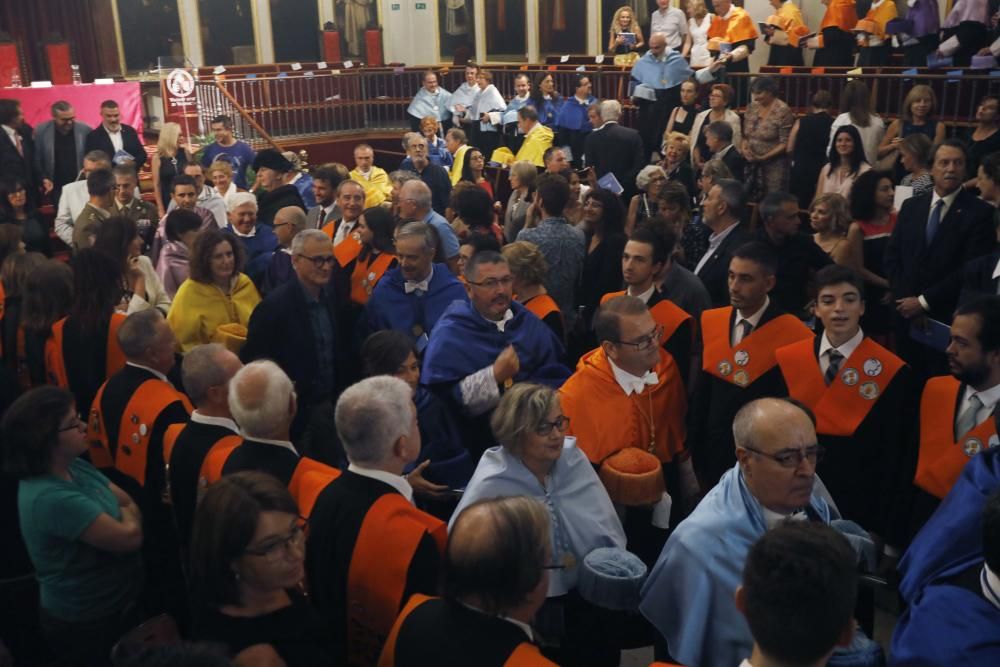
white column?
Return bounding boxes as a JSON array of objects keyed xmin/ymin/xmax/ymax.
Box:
[
  {"xmin": 318, "ymin": 0, "xmax": 337, "ymax": 26},
  {"xmin": 474, "ymin": 0, "xmax": 487, "ymax": 64},
  {"xmin": 254, "ymin": 0, "xmax": 276, "ymax": 63},
  {"xmin": 526, "ymin": 0, "xmax": 540, "ymax": 62},
  {"xmin": 177, "ymin": 0, "xmax": 205, "ymax": 66},
  {"xmin": 587, "ymin": 0, "xmax": 599, "ymax": 55}
]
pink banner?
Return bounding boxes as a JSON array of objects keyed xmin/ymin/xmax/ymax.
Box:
[{"xmin": 0, "ymin": 82, "xmax": 143, "ymax": 136}]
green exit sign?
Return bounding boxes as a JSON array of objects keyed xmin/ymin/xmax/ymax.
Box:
[
  {"xmin": 415, "ymin": 2, "xmax": 426, "ymax": 7},
  {"xmin": 391, "ymin": 2, "xmax": 399, "ymax": 7}
]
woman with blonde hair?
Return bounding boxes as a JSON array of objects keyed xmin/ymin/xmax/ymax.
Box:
[
  {"xmin": 809, "ymin": 193, "xmax": 852, "ymax": 265},
  {"xmin": 608, "ymin": 6, "xmax": 645, "ymax": 54},
  {"xmin": 878, "ymin": 84, "xmax": 947, "ymax": 176},
  {"xmin": 661, "ymin": 132, "xmax": 696, "ymax": 201},
  {"xmin": 686, "ymin": 0, "xmax": 714, "ymax": 68},
  {"xmin": 503, "ymin": 240, "xmax": 564, "ymax": 344},
  {"xmin": 151, "ymin": 121, "xmax": 194, "ymax": 217},
  {"xmin": 208, "ymin": 160, "xmax": 244, "ymax": 210}
]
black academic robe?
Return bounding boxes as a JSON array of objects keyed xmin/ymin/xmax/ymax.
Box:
[
  {"xmin": 256, "ymin": 184, "xmax": 306, "ymax": 227},
  {"xmin": 168, "ymin": 420, "xmax": 239, "ymax": 548},
  {"xmin": 775, "ymin": 335, "xmax": 913, "ymax": 537},
  {"xmin": 385, "ymin": 596, "xmax": 549, "ymax": 667},
  {"xmin": 689, "ymin": 301, "xmax": 807, "ymax": 487},
  {"xmin": 304, "ymin": 471, "xmax": 441, "ymax": 666},
  {"xmin": 221, "ymin": 439, "xmax": 300, "ymax": 485}
]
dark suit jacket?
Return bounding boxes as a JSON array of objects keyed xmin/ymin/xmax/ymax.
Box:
[
  {"xmin": 694, "ymin": 221, "xmax": 752, "ymax": 308},
  {"xmin": 885, "ymin": 190, "xmax": 995, "ymax": 323},
  {"xmin": 584, "ymin": 122, "xmax": 646, "ymax": 200},
  {"xmin": 83, "ymin": 124, "xmax": 146, "ymax": 170},
  {"xmin": 0, "ymin": 123, "xmax": 39, "ymax": 199},
  {"xmin": 241, "ymin": 278, "xmax": 343, "ymax": 414},
  {"xmin": 716, "ymin": 144, "xmax": 746, "ymax": 180},
  {"xmin": 958, "ymin": 251, "xmax": 1000, "ymax": 307},
  {"xmin": 34, "ymin": 119, "xmax": 91, "ymax": 180}
]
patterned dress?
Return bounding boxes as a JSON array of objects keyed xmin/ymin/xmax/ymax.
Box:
[{"xmin": 743, "ymin": 98, "xmax": 794, "ymax": 199}]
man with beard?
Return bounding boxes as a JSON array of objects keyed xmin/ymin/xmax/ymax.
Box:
[{"xmin": 891, "ymin": 296, "xmax": 1000, "ymax": 547}]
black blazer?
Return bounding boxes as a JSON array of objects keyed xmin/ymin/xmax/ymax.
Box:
[
  {"xmin": 83, "ymin": 124, "xmax": 147, "ymax": 170},
  {"xmin": 717, "ymin": 145, "xmax": 746, "ymax": 181},
  {"xmin": 241, "ymin": 278, "xmax": 343, "ymax": 414},
  {"xmin": 885, "ymin": 189, "xmax": 995, "ymax": 322},
  {"xmin": 958, "ymin": 250, "xmax": 1000, "ymax": 307},
  {"xmin": 584, "ymin": 122, "xmax": 646, "ymax": 200},
  {"xmin": 694, "ymin": 222, "xmax": 752, "ymax": 308},
  {"xmin": 0, "ymin": 123, "xmax": 39, "ymax": 199}
]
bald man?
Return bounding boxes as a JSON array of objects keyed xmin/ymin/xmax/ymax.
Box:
[
  {"xmin": 262, "ymin": 205, "xmax": 308, "ymax": 294},
  {"xmin": 379, "ymin": 496, "xmax": 557, "ymax": 666},
  {"xmin": 397, "ymin": 179, "xmax": 461, "ymax": 270},
  {"xmin": 641, "ymin": 398, "xmax": 842, "ymax": 667}
]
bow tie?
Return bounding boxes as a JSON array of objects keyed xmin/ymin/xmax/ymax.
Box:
[
  {"xmin": 629, "ymin": 371, "xmax": 659, "ymax": 395},
  {"xmin": 404, "ymin": 280, "xmax": 430, "ymax": 294}
]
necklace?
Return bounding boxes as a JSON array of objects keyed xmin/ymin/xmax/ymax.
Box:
[{"xmin": 632, "ymin": 388, "xmax": 657, "ymax": 453}]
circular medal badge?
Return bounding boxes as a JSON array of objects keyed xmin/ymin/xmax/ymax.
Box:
[
  {"xmin": 964, "ymin": 438, "xmax": 984, "ymax": 457},
  {"xmin": 733, "ymin": 370, "xmax": 750, "ymax": 387},
  {"xmin": 718, "ymin": 361, "xmax": 733, "ymax": 377},
  {"xmin": 863, "ymin": 359, "xmax": 883, "ymax": 377},
  {"xmin": 841, "ymin": 368, "xmax": 859, "ymax": 386},
  {"xmin": 734, "ymin": 350, "xmax": 750, "ymax": 367},
  {"xmin": 858, "ymin": 381, "xmax": 880, "ymax": 400}
]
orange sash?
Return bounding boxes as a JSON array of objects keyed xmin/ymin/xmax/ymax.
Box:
[
  {"xmin": 915, "ymin": 376, "xmax": 999, "ymax": 499},
  {"xmin": 87, "ymin": 379, "xmax": 192, "ymax": 486},
  {"xmin": 46, "ymin": 313, "xmax": 127, "ymax": 389},
  {"xmin": 287, "ymin": 457, "xmax": 341, "ymax": 518},
  {"xmin": 776, "ymin": 337, "xmax": 904, "ymax": 437},
  {"xmin": 526, "ymin": 294, "xmax": 561, "ymax": 321},
  {"xmin": 199, "ymin": 436, "xmax": 243, "ymax": 485},
  {"xmin": 820, "ymin": 0, "xmax": 858, "ymax": 32},
  {"xmin": 347, "ymin": 494, "xmax": 447, "ymax": 666},
  {"xmin": 351, "ymin": 251, "xmax": 395, "ymax": 305},
  {"xmin": 162, "ymin": 423, "xmax": 242, "ymax": 501},
  {"xmin": 601, "ymin": 291, "xmax": 692, "ymax": 345},
  {"xmin": 702, "ymin": 307, "xmax": 812, "ymax": 388},
  {"xmin": 708, "ymin": 7, "xmax": 760, "ymax": 44}
]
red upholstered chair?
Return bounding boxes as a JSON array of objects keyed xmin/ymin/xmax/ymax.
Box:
[
  {"xmin": 44, "ymin": 42, "xmax": 73, "ymax": 85},
  {"xmin": 0, "ymin": 41, "xmax": 21, "ymax": 87}
]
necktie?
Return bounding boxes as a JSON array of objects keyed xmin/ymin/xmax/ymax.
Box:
[
  {"xmin": 318, "ymin": 208, "xmax": 327, "ymax": 227},
  {"xmin": 825, "ymin": 349, "xmax": 844, "ymax": 385},
  {"xmin": 956, "ymin": 394, "xmax": 984, "ymax": 440},
  {"xmin": 926, "ymin": 199, "xmax": 944, "ymax": 246},
  {"xmin": 736, "ymin": 319, "xmax": 753, "ymax": 344}
]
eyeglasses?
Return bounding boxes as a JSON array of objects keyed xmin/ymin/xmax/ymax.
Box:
[
  {"xmin": 535, "ymin": 415, "xmax": 570, "ymax": 436},
  {"xmin": 742, "ymin": 444, "xmax": 825, "ymax": 469},
  {"xmin": 613, "ymin": 325, "xmax": 664, "ymax": 352},
  {"xmin": 467, "ymin": 276, "xmax": 514, "ymax": 290},
  {"xmin": 244, "ymin": 517, "xmax": 307, "ymax": 562},
  {"xmin": 58, "ymin": 415, "xmax": 85, "ymax": 432},
  {"xmin": 296, "ymin": 253, "xmax": 336, "ymax": 268},
  {"xmin": 272, "ymin": 222, "xmax": 290, "ymax": 229}
]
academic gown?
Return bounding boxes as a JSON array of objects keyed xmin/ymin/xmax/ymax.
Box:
[
  {"xmin": 888, "ymin": 376, "xmax": 1000, "ymax": 548},
  {"xmin": 167, "ymin": 419, "xmax": 240, "ymax": 548},
  {"xmin": 898, "ymin": 446, "xmax": 1000, "ymax": 603},
  {"xmin": 689, "ymin": 302, "xmax": 813, "ymax": 488},
  {"xmin": 450, "ymin": 439, "xmax": 626, "ymax": 597},
  {"xmin": 364, "ymin": 264, "xmax": 469, "ymax": 344},
  {"xmin": 407, "ymin": 386, "xmax": 474, "ymax": 491},
  {"xmin": 222, "ymin": 439, "xmax": 300, "ymax": 485},
  {"xmin": 814, "ymin": 0, "xmax": 857, "ymax": 66},
  {"xmin": 775, "ymin": 335, "xmax": 912, "ymax": 536},
  {"xmin": 639, "ymin": 464, "xmax": 836, "ymax": 667},
  {"xmin": 408, "ymin": 88, "xmax": 453, "ymax": 124},
  {"xmin": 891, "ymin": 563, "xmax": 1000, "ymax": 666},
  {"xmin": 380, "ymin": 595, "xmax": 557, "ymax": 667},
  {"xmin": 555, "ymin": 95, "xmax": 597, "ymax": 168},
  {"xmin": 421, "ymin": 300, "xmax": 570, "ymax": 456},
  {"xmin": 256, "ymin": 184, "xmax": 306, "ymax": 227},
  {"xmin": 305, "ymin": 471, "xmax": 442, "ymax": 666},
  {"xmin": 631, "ymin": 50, "xmax": 710, "ymax": 157}
]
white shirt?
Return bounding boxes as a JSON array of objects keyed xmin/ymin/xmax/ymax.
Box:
[
  {"xmin": 650, "ymin": 7, "xmax": 688, "ymax": 49},
  {"xmin": 2, "ymin": 124, "xmax": 18, "ymax": 151},
  {"xmin": 332, "ymin": 218, "xmax": 358, "ymax": 246},
  {"xmin": 761, "ymin": 504, "xmax": 808, "ymax": 529},
  {"xmin": 232, "ymin": 226, "xmax": 257, "ymax": 239},
  {"xmin": 404, "ymin": 266, "xmax": 434, "ymax": 294},
  {"xmin": 627, "ymin": 284, "xmax": 656, "ymax": 304},
  {"xmin": 694, "ymin": 220, "xmax": 740, "ymax": 275},
  {"xmin": 818, "ymin": 328, "xmax": 864, "ymax": 376},
  {"xmin": 732, "ymin": 296, "xmax": 770, "ymax": 345},
  {"xmin": 105, "ymin": 126, "xmax": 124, "ymax": 153},
  {"xmin": 608, "ymin": 357, "xmax": 658, "ymax": 396},
  {"xmin": 190, "ymin": 411, "xmax": 240, "ymax": 434},
  {"xmin": 958, "ymin": 382, "xmax": 1000, "ymax": 433},
  {"xmin": 126, "ymin": 361, "xmax": 169, "ymax": 383},
  {"xmin": 247, "ymin": 436, "xmax": 299, "ymax": 455},
  {"xmin": 482, "ymin": 308, "xmax": 515, "ymax": 332},
  {"xmin": 348, "ymin": 463, "xmax": 414, "ymax": 503}
]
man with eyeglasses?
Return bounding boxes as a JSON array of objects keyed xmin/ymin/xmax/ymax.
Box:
[
  {"xmin": 306, "ymin": 376, "xmax": 445, "ymax": 666},
  {"xmin": 422, "ymin": 251, "xmax": 569, "ymax": 459},
  {"xmin": 320, "ymin": 179, "xmax": 367, "ymax": 269},
  {"xmin": 641, "ymin": 397, "xmax": 839, "ymax": 667},
  {"xmin": 365, "ymin": 222, "xmax": 467, "ymax": 351},
  {"xmin": 242, "ymin": 230, "xmax": 346, "ymax": 465},
  {"xmin": 601, "ymin": 227, "xmax": 695, "ymax": 388},
  {"xmin": 775, "ymin": 265, "xmax": 910, "ymax": 541},
  {"xmin": 261, "ymin": 205, "xmax": 307, "ymax": 295},
  {"xmin": 560, "ymin": 295, "xmax": 695, "ymax": 564},
  {"xmin": 891, "ymin": 295, "xmax": 1000, "ymax": 549},
  {"xmin": 690, "ymin": 241, "xmax": 813, "ymax": 489}
]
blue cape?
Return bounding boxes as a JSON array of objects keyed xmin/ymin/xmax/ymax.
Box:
[
  {"xmin": 227, "ymin": 223, "xmax": 278, "ymax": 286},
  {"xmin": 420, "ymin": 299, "xmax": 569, "ymax": 388},
  {"xmin": 898, "ymin": 448, "xmax": 1000, "ymax": 603},
  {"xmin": 639, "ymin": 465, "xmax": 836, "ymax": 667},
  {"xmin": 408, "ymin": 87, "xmax": 453, "ymax": 121},
  {"xmin": 891, "ymin": 577, "xmax": 1000, "ymax": 666},
  {"xmin": 407, "ymin": 386, "xmax": 474, "ymax": 489},
  {"xmin": 555, "ymin": 95, "xmax": 597, "ymax": 132},
  {"xmin": 630, "ymin": 49, "xmax": 697, "ymax": 90},
  {"xmin": 450, "ymin": 439, "xmax": 626, "ymax": 596},
  {"xmin": 365, "ymin": 264, "xmax": 468, "ymax": 340}
]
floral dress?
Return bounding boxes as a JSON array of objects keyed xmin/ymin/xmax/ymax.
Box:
[{"xmin": 743, "ymin": 98, "xmax": 794, "ymax": 199}]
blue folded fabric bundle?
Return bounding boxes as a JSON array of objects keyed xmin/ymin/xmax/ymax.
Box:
[{"xmin": 578, "ymin": 547, "xmax": 648, "ymax": 611}]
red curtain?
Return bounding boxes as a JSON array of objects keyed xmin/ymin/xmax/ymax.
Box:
[{"xmin": 0, "ymin": 0, "xmax": 120, "ymax": 83}]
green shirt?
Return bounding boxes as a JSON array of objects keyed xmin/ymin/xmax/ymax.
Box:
[{"xmin": 18, "ymin": 458, "xmax": 142, "ymax": 620}]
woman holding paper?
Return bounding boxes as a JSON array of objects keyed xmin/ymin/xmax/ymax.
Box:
[{"xmin": 608, "ymin": 6, "xmax": 645, "ymax": 54}]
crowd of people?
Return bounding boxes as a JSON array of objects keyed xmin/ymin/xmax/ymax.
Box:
[{"xmin": 2, "ymin": 3, "xmax": 1000, "ymax": 665}]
